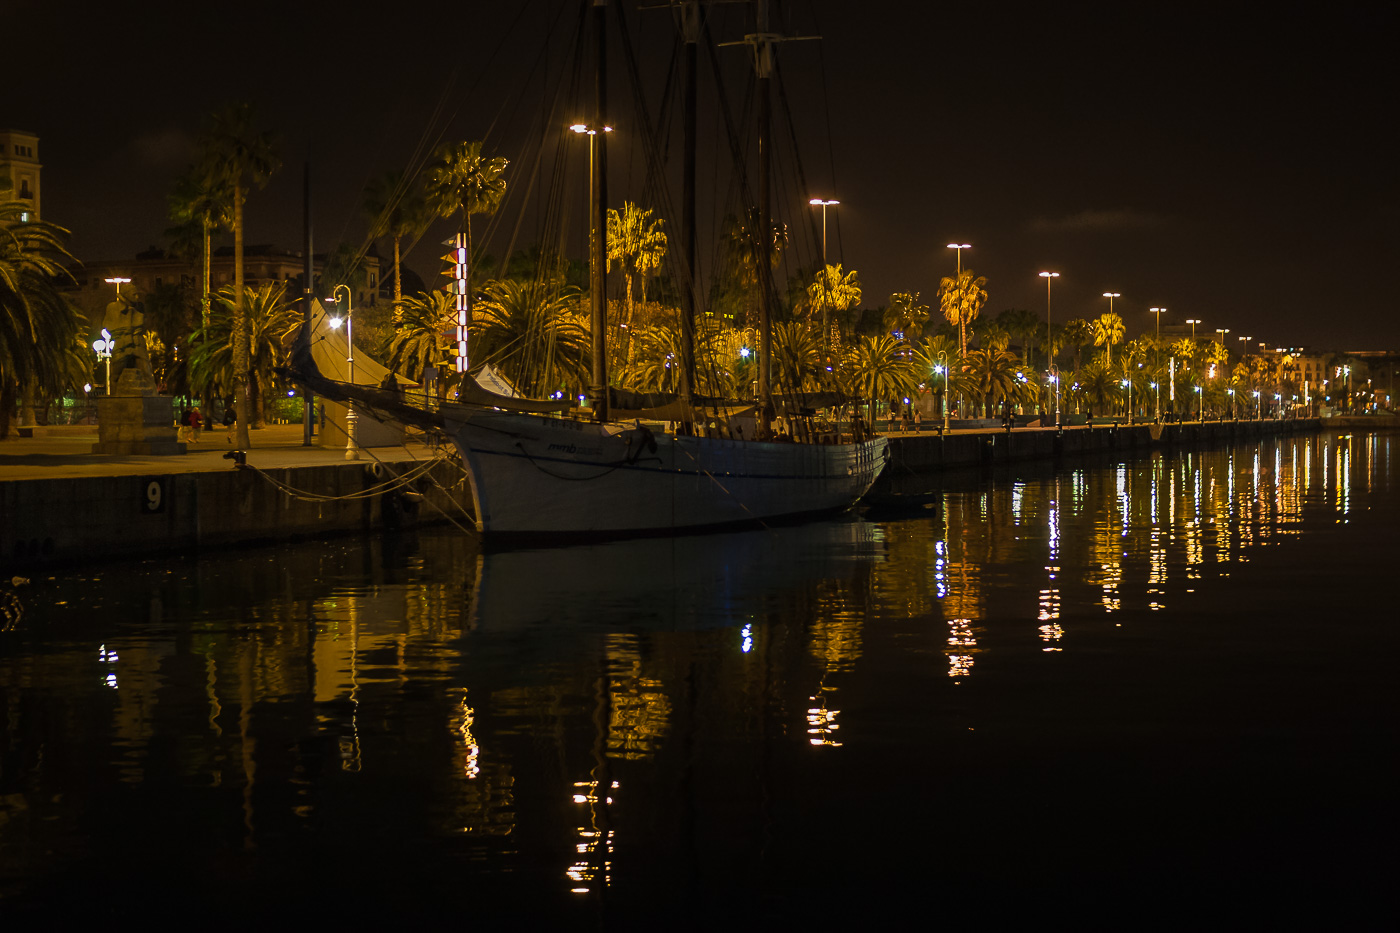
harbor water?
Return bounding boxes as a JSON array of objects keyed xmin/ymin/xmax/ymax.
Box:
[{"xmin": 1, "ymin": 432, "xmax": 1395, "ymax": 926}]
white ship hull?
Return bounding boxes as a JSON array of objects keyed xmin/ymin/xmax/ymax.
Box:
[{"xmin": 442, "ymin": 408, "xmax": 890, "ymax": 536}]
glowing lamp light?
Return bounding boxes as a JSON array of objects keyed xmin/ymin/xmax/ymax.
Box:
[
  {"xmin": 739, "ymin": 347, "xmax": 750, "ymax": 359},
  {"xmin": 328, "ymin": 317, "xmax": 344, "ymax": 331}
]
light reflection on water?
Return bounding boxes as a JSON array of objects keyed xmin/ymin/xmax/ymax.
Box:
[{"xmin": 0, "ymin": 433, "xmax": 1395, "ymax": 923}]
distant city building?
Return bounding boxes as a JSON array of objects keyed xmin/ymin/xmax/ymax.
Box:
[
  {"xmin": 72, "ymin": 245, "xmax": 382, "ymax": 324},
  {"xmin": 0, "ymin": 128, "xmax": 41, "ymax": 218}
]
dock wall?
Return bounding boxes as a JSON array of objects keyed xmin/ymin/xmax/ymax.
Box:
[
  {"xmin": 3, "ymin": 459, "xmax": 475, "ymax": 568},
  {"xmin": 882, "ymin": 417, "xmax": 1320, "ymax": 476}
]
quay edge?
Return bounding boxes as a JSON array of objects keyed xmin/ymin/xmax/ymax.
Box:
[
  {"xmin": 879, "ymin": 417, "xmax": 1323, "ymax": 478},
  {"xmin": 3, "ymin": 458, "xmax": 474, "ymax": 570}
]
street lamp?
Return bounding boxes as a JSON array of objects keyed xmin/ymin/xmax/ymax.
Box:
[
  {"xmin": 1195, "ymin": 385, "xmax": 1203, "ymax": 421},
  {"xmin": 934, "ymin": 351, "xmax": 950, "ymax": 433},
  {"xmin": 326, "ymin": 284, "xmax": 358, "ymax": 461},
  {"xmin": 1122, "ymin": 379, "xmax": 1133, "ymax": 425},
  {"xmin": 1102, "ymin": 291, "xmax": 1121, "ymax": 319},
  {"xmin": 810, "ymin": 198, "xmax": 840, "ymax": 266},
  {"xmin": 1186, "ymin": 318, "xmax": 1201, "ymax": 339},
  {"xmin": 1040, "ymin": 272, "xmax": 1060, "ymax": 427},
  {"xmin": 947, "ymin": 243, "xmax": 971, "ymax": 276},
  {"xmin": 572, "ymin": 122, "xmax": 614, "ymax": 417},
  {"xmin": 92, "ymin": 328, "xmax": 114, "ymax": 396},
  {"xmin": 104, "ymin": 276, "xmax": 132, "ymax": 296}
]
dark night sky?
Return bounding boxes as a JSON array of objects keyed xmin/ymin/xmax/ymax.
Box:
[{"xmin": 11, "ymin": 1, "xmax": 1396, "ymax": 349}]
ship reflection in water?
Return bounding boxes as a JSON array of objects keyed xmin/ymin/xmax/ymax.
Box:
[{"xmin": 0, "ymin": 434, "xmax": 1394, "ymax": 925}]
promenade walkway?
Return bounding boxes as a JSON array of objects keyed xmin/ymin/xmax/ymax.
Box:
[{"xmin": 0, "ymin": 424, "xmax": 438, "ymax": 482}]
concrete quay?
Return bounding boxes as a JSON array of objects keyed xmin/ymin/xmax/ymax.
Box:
[
  {"xmin": 882, "ymin": 417, "xmax": 1321, "ymax": 476},
  {"xmin": 2, "ymin": 417, "xmax": 1322, "ymax": 570},
  {"xmin": 1, "ymin": 424, "xmax": 474, "ymax": 569}
]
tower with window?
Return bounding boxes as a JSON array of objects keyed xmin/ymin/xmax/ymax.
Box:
[{"xmin": 0, "ymin": 129, "xmax": 41, "ymax": 220}]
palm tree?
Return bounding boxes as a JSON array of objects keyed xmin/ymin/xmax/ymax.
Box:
[
  {"xmin": 807, "ymin": 263, "xmax": 862, "ymax": 353},
  {"xmin": 1077, "ymin": 359, "xmax": 1117, "ymax": 416},
  {"xmin": 842, "ymin": 334, "xmax": 917, "ymax": 430},
  {"xmin": 362, "ymin": 170, "xmax": 434, "ymax": 316},
  {"xmin": 384, "ymin": 290, "xmax": 455, "ymax": 388},
  {"xmin": 884, "ymin": 291, "xmax": 930, "ymax": 344},
  {"xmin": 1063, "ymin": 318, "xmax": 1094, "ymax": 370},
  {"xmin": 772, "ymin": 320, "xmax": 823, "ymax": 393},
  {"xmin": 190, "ymin": 282, "xmax": 298, "ymax": 426},
  {"xmin": 606, "ymin": 202, "xmax": 667, "ymax": 363},
  {"xmin": 0, "ymin": 201, "xmax": 84, "ymax": 438},
  {"xmin": 997, "ymin": 307, "xmax": 1042, "ymax": 369},
  {"xmin": 976, "ymin": 321, "xmax": 1011, "ymax": 353},
  {"xmin": 471, "ymin": 279, "xmax": 588, "ymax": 397},
  {"xmin": 1092, "ymin": 311, "xmax": 1125, "ymax": 365},
  {"xmin": 627, "ymin": 324, "xmax": 685, "ymax": 394},
  {"xmin": 167, "ymin": 160, "xmax": 233, "ymax": 344},
  {"xmin": 962, "ymin": 347, "xmax": 1023, "ymax": 416},
  {"xmin": 198, "ymin": 103, "xmax": 281, "ymax": 448},
  {"xmin": 716, "ymin": 209, "xmax": 787, "ymax": 328},
  {"xmin": 937, "ymin": 269, "xmax": 988, "ymax": 358},
  {"xmin": 424, "ymin": 140, "xmax": 508, "ymax": 342}
]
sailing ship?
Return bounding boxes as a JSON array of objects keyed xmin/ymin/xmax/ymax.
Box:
[{"xmin": 286, "ymin": 0, "xmax": 889, "ymax": 538}]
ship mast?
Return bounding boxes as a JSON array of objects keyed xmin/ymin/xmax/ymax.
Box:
[
  {"xmin": 589, "ymin": 0, "xmax": 611, "ymax": 422},
  {"xmin": 675, "ymin": 0, "xmax": 702, "ymax": 418},
  {"xmin": 728, "ymin": 0, "xmax": 816, "ymax": 438}
]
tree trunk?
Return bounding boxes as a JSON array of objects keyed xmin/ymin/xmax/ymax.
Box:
[
  {"xmin": 201, "ymin": 222, "xmax": 214, "ymax": 430},
  {"xmin": 0, "ymin": 381, "xmax": 13, "ymax": 439},
  {"xmin": 233, "ymin": 181, "xmax": 252, "ymax": 447},
  {"xmin": 624, "ymin": 269, "xmax": 635, "ymax": 366},
  {"xmin": 392, "ymin": 234, "xmax": 402, "ymax": 321}
]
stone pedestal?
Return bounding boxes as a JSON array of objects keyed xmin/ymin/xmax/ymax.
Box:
[{"xmin": 91, "ymin": 370, "xmax": 186, "ymax": 455}]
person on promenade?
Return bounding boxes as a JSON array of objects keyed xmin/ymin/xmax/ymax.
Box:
[
  {"xmin": 189, "ymin": 407, "xmax": 202, "ymax": 442},
  {"xmin": 913, "ymin": 408, "xmax": 922, "ymax": 432},
  {"xmin": 222, "ymin": 406, "xmax": 236, "ymax": 442}
]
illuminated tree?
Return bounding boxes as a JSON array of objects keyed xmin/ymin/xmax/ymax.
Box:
[
  {"xmin": 606, "ymin": 202, "xmax": 667, "ymax": 364},
  {"xmin": 884, "ymin": 291, "xmax": 930, "ymax": 344},
  {"xmin": 1092, "ymin": 311, "xmax": 1125, "ymax": 365},
  {"xmin": 806, "ymin": 263, "xmax": 862, "ymax": 352},
  {"xmin": 937, "ymin": 269, "xmax": 988, "ymax": 358}
]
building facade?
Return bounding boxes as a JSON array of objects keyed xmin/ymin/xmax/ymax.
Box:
[{"xmin": 0, "ymin": 128, "xmax": 41, "ymax": 218}]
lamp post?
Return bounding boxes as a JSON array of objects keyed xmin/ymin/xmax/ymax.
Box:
[
  {"xmin": 104, "ymin": 276, "xmax": 131, "ymax": 296},
  {"xmin": 810, "ymin": 198, "xmax": 840, "ymax": 357},
  {"xmin": 92, "ymin": 328, "xmax": 114, "ymax": 396},
  {"xmin": 1195, "ymin": 385, "xmax": 1203, "ymax": 421},
  {"xmin": 1186, "ymin": 318, "xmax": 1201, "ymax": 339},
  {"xmin": 810, "ymin": 198, "xmax": 839, "ymax": 266},
  {"xmin": 1122, "ymin": 379, "xmax": 1133, "ymax": 425},
  {"xmin": 947, "ymin": 242, "xmax": 971, "ymax": 277},
  {"xmin": 1040, "ymin": 272, "xmax": 1060, "ymax": 427},
  {"xmin": 327, "ymin": 284, "xmax": 358, "ymax": 461},
  {"xmin": 571, "ymin": 121, "xmax": 614, "ymax": 419},
  {"xmin": 1102, "ymin": 291, "xmax": 1121, "ymax": 317},
  {"xmin": 934, "ymin": 351, "xmax": 950, "ymax": 433}
]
